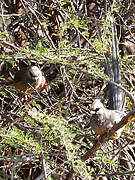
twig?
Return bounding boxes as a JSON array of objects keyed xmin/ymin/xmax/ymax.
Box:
[
  {"xmin": 41, "ymin": 153, "xmax": 48, "ymax": 179},
  {"xmin": 81, "ymin": 111, "xmax": 135, "ymax": 161},
  {"xmin": 0, "ymin": 39, "xmax": 21, "ymax": 51},
  {"xmin": 97, "ymin": 170, "xmax": 135, "ymax": 177},
  {"xmin": 124, "ymin": 74, "xmax": 135, "ymax": 89},
  {"xmin": 55, "ymin": 0, "xmax": 98, "ymax": 52},
  {"xmin": 22, "ymin": 0, "xmax": 56, "ymax": 50}
]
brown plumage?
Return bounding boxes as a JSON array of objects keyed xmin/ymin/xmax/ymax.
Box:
[
  {"xmin": 0, "ymin": 66, "xmax": 47, "ymax": 94},
  {"xmin": 13, "ymin": 66, "xmax": 46, "ymax": 93},
  {"xmin": 90, "ymin": 99, "xmax": 125, "ymax": 139}
]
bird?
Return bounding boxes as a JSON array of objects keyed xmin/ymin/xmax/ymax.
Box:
[
  {"xmin": 0, "ymin": 66, "xmax": 47, "ymax": 101},
  {"xmin": 13, "ymin": 66, "xmax": 47, "ymax": 93},
  {"xmin": 89, "ymin": 99, "xmax": 125, "ymax": 139}
]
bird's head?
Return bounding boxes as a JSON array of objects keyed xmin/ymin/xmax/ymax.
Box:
[
  {"xmin": 90, "ymin": 99, "xmax": 104, "ymax": 114},
  {"xmin": 29, "ymin": 66, "xmax": 42, "ymax": 81}
]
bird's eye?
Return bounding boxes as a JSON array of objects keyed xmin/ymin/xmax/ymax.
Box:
[
  {"xmin": 29, "ymin": 71, "xmax": 33, "ymax": 77},
  {"xmin": 95, "ymin": 108, "xmax": 100, "ymax": 112}
]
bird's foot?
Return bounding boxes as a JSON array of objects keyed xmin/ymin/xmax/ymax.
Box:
[
  {"xmin": 24, "ymin": 96, "xmax": 31, "ymax": 108},
  {"xmin": 98, "ymin": 136, "xmax": 102, "ymax": 147}
]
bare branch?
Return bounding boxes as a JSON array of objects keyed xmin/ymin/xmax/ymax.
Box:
[{"xmin": 81, "ymin": 111, "xmax": 135, "ymax": 161}]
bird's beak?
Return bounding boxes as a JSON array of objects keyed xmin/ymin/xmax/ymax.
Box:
[
  {"xmin": 90, "ymin": 106, "xmax": 96, "ymax": 114},
  {"xmin": 90, "ymin": 106, "xmax": 95, "ymax": 110},
  {"xmin": 90, "ymin": 110, "xmax": 96, "ymax": 114},
  {"xmin": 32, "ymin": 76, "xmax": 39, "ymax": 81}
]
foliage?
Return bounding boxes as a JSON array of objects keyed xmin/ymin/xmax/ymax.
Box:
[{"xmin": 0, "ymin": 0, "xmax": 135, "ymax": 179}]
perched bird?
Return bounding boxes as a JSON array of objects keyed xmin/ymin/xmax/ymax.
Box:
[
  {"xmin": 13, "ymin": 66, "xmax": 47, "ymax": 93},
  {"xmin": 0, "ymin": 66, "xmax": 47, "ymax": 101},
  {"xmin": 90, "ymin": 99, "xmax": 125, "ymax": 139}
]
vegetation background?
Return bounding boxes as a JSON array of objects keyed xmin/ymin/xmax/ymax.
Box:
[{"xmin": 0, "ymin": 0, "xmax": 135, "ymax": 179}]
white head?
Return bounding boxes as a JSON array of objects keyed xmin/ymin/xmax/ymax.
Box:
[
  {"xmin": 29, "ymin": 66, "xmax": 42, "ymax": 81},
  {"xmin": 90, "ymin": 99, "xmax": 104, "ymax": 111},
  {"xmin": 30, "ymin": 66, "xmax": 41, "ymax": 76}
]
